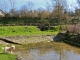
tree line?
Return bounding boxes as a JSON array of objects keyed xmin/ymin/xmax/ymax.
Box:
[{"xmin": 0, "ymin": 0, "xmax": 80, "ymax": 26}]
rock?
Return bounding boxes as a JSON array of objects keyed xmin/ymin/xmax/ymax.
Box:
[
  {"xmin": 53, "ymin": 33, "xmax": 66, "ymax": 42},
  {"xmin": 53, "ymin": 36, "xmax": 59, "ymax": 42}
]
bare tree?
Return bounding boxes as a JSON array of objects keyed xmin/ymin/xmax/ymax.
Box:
[
  {"xmin": 26, "ymin": 1, "xmax": 34, "ymax": 18},
  {"xmin": 41, "ymin": 10, "xmax": 50, "ymax": 19},
  {"xmin": 36, "ymin": 7, "xmax": 43, "ymax": 18},
  {"xmin": 26, "ymin": 1, "xmax": 34, "ymax": 11},
  {"xmin": 9, "ymin": 0, "xmax": 16, "ymax": 9},
  {"xmin": 32, "ymin": 10, "xmax": 38, "ymax": 18},
  {"xmin": 51, "ymin": 0, "xmax": 68, "ymax": 30},
  {"xmin": 76, "ymin": 0, "xmax": 80, "ymax": 17},
  {"xmin": 46, "ymin": 2, "xmax": 52, "ymax": 12},
  {"xmin": 20, "ymin": 5, "xmax": 29, "ymax": 17},
  {"xmin": 0, "ymin": 0, "xmax": 9, "ymax": 13},
  {"xmin": 8, "ymin": 0, "xmax": 16, "ymax": 16},
  {"xmin": 77, "ymin": 0, "xmax": 80, "ymax": 6}
]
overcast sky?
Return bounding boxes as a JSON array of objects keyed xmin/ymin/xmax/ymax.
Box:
[{"xmin": 0, "ymin": 0, "xmax": 79, "ymax": 11}]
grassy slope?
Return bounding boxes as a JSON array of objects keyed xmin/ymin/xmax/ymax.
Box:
[
  {"xmin": 0, "ymin": 26, "xmax": 59, "ymax": 36},
  {"xmin": 0, "ymin": 44, "xmax": 16, "ymax": 60}
]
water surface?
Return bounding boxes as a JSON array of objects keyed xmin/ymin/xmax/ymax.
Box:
[{"xmin": 16, "ymin": 42, "xmax": 80, "ymax": 60}]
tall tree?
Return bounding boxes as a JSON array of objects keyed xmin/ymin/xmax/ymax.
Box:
[
  {"xmin": 20, "ymin": 5, "xmax": 28, "ymax": 17},
  {"xmin": 46, "ymin": 2, "xmax": 52, "ymax": 12},
  {"xmin": 36, "ymin": 7, "xmax": 43, "ymax": 18},
  {"xmin": 26, "ymin": 1, "xmax": 34, "ymax": 18},
  {"xmin": 9, "ymin": 0, "xmax": 16, "ymax": 9},
  {"xmin": 51, "ymin": 0, "xmax": 68, "ymax": 30},
  {"xmin": 8, "ymin": 0, "xmax": 16, "ymax": 16},
  {"xmin": 26, "ymin": 1, "xmax": 34, "ymax": 11}
]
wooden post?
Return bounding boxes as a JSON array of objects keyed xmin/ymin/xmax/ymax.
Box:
[{"xmin": 60, "ymin": 52, "xmax": 61, "ymax": 60}]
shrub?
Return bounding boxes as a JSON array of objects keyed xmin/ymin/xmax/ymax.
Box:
[{"xmin": 66, "ymin": 24, "xmax": 80, "ymax": 34}]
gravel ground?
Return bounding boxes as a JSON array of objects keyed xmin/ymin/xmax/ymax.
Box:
[{"xmin": 0, "ymin": 35, "xmax": 54, "ymax": 44}]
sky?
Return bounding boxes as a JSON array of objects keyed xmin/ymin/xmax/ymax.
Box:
[
  {"xmin": 0, "ymin": 0, "xmax": 79, "ymax": 11},
  {"xmin": 67, "ymin": 0, "xmax": 79, "ymax": 11},
  {"xmin": 15, "ymin": 0, "xmax": 51, "ymax": 9},
  {"xmin": 16, "ymin": 0, "xmax": 78, "ymax": 10}
]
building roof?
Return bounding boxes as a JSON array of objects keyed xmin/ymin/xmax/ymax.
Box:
[{"xmin": 0, "ymin": 9, "xmax": 5, "ymax": 17}]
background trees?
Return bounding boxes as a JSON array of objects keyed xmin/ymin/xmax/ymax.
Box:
[{"xmin": 0, "ymin": 0, "xmax": 79, "ymax": 26}]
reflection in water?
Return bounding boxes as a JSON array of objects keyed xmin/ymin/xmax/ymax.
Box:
[
  {"xmin": 17, "ymin": 48, "xmax": 80, "ymax": 60},
  {"xmin": 62, "ymin": 50, "xmax": 80, "ymax": 60},
  {"xmin": 24, "ymin": 49, "xmax": 60, "ymax": 60},
  {"xmin": 16, "ymin": 42, "xmax": 80, "ymax": 60}
]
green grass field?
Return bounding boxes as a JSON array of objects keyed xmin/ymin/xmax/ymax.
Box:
[{"xmin": 0, "ymin": 26, "xmax": 59, "ymax": 36}]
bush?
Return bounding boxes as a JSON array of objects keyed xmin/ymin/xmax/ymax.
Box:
[{"xmin": 66, "ymin": 24, "xmax": 80, "ymax": 34}]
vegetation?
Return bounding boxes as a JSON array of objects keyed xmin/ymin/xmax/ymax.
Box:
[
  {"xmin": 0, "ymin": 0, "xmax": 80, "ymax": 60},
  {"xmin": 0, "ymin": 0, "xmax": 79, "ymax": 27},
  {"xmin": 0, "ymin": 17, "xmax": 62, "ymax": 26},
  {"xmin": 0, "ymin": 44, "xmax": 16, "ymax": 60},
  {"xmin": 0, "ymin": 26, "xmax": 59, "ymax": 36}
]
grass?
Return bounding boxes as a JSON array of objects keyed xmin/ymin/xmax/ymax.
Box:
[
  {"xmin": 0, "ymin": 44, "xmax": 16, "ymax": 60},
  {"xmin": 0, "ymin": 54, "xmax": 16, "ymax": 60},
  {"xmin": 0, "ymin": 26, "xmax": 59, "ymax": 36},
  {"xmin": 0, "ymin": 44, "xmax": 3, "ymax": 52}
]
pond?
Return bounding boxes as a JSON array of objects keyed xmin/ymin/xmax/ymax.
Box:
[{"xmin": 16, "ymin": 42, "xmax": 80, "ymax": 60}]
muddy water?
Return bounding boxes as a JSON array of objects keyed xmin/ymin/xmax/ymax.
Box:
[{"xmin": 16, "ymin": 42, "xmax": 80, "ymax": 60}]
